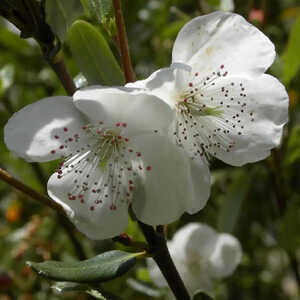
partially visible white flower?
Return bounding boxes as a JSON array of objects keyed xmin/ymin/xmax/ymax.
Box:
[
  {"xmin": 220, "ymin": 0, "xmax": 234, "ymax": 12},
  {"xmin": 127, "ymin": 11, "xmax": 289, "ymax": 167},
  {"xmin": 4, "ymin": 87, "xmax": 210, "ymax": 240},
  {"xmin": 147, "ymin": 223, "xmax": 242, "ymax": 299}
]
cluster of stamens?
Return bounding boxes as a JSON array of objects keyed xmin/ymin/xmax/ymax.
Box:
[
  {"xmin": 174, "ymin": 65, "xmax": 255, "ymax": 161},
  {"xmin": 49, "ymin": 121, "xmax": 152, "ymax": 212}
]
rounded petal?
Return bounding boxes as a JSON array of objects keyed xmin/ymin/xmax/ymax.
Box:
[
  {"xmin": 212, "ymin": 74, "xmax": 289, "ymax": 166},
  {"xmin": 73, "ymin": 86, "xmax": 174, "ymax": 135},
  {"xmin": 207, "ymin": 233, "xmax": 242, "ymax": 278},
  {"xmin": 125, "ymin": 63, "xmax": 192, "ymax": 108},
  {"xmin": 131, "ymin": 135, "xmax": 210, "ymax": 226},
  {"xmin": 4, "ymin": 97, "xmax": 87, "ymax": 162},
  {"xmin": 47, "ymin": 167, "xmax": 129, "ymax": 240},
  {"xmin": 147, "ymin": 238, "xmax": 215, "ymax": 298},
  {"xmin": 171, "ymin": 223, "xmax": 218, "ymax": 262},
  {"xmin": 147, "ymin": 253, "xmax": 214, "ymax": 299},
  {"xmin": 186, "ymin": 159, "xmax": 211, "ymax": 214},
  {"xmin": 172, "ymin": 12, "xmax": 275, "ymax": 77}
]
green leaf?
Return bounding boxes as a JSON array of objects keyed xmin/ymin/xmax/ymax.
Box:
[
  {"xmin": 45, "ymin": 0, "xmax": 84, "ymax": 41},
  {"xmin": 193, "ymin": 290, "xmax": 214, "ymax": 300},
  {"xmin": 217, "ymin": 170, "xmax": 251, "ymax": 233},
  {"xmin": 27, "ymin": 250, "xmax": 139, "ymax": 283},
  {"xmin": 83, "ymin": 0, "xmax": 112, "ymax": 24},
  {"xmin": 282, "ymin": 16, "xmax": 300, "ymax": 85},
  {"xmin": 68, "ymin": 20, "xmax": 124, "ymax": 85}
]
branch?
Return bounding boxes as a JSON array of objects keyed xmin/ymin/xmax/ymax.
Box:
[
  {"xmin": 112, "ymin": 0, "xmax": 135, "ymax": 83},
  {"xmin": 46, "ymin": 51, "xmax": 76, "ymax": 96},
  {"xmin": 139, "ymin": 222, "xmax": 191, "ymax": 300},
  {"xmin": 0, "ymin": 168, "xmax": 64, "ymax": 214}
]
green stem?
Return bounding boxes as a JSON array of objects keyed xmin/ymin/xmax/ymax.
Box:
[{"xmin": 139, "ymin": 222, "xmax": 191, "ymax": 300}]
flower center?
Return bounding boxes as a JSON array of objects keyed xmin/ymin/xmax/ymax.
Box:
[
  {"xmin": 50, "ymin": 121, "xmax": 151, "ymax": 212},
  {"xmin": 172, "ymin": 65, "xmax": 255, "ymax": 162}
]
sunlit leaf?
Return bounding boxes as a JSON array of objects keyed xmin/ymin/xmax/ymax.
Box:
[{"xmin": 68, "ymin": 20, "xmax": 124, "ymax": 85}]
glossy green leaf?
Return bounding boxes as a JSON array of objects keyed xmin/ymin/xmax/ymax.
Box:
[
  {"xmin": 83, "ymin": 0, "xmax": 112, "ymax": 24},
  {"xmin": 27, "ymin": 250, "xmax": 138, "ymax": 283},
  {"xmin": 45, "ymin": 0, "xmax": 84, "ymax": 41},
  {"xmin": 193, "ymin": 290, "xmax": 214, "ymax": 300},
  {"xmin": 217, "ymin": 170, "xmax": 251, "ymax": 233},
  {"xmin": 282, "ymin": 16, "xmax": 300, "ymax": 85},
  {"xmin": 68, "ymin": 20, "xmax": 124, "ymax": 85}
]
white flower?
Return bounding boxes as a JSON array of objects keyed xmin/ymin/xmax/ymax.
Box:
[
  {"xmin": 4, "ymin": 87, "xmax": 210, "ymax": 240},
  {"xmin": 147, "ymin": 223, "xmax": 242, "ymax": 298},
  {"xmin": 127, "ymin": 11, "xmax": 289, "ymax": 166}
]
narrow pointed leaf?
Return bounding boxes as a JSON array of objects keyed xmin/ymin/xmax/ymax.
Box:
[
  {"xmin": 27, "ymin": 250, "xmax": 138, "ymax": 283},
  {"xmin": 45, "ymin": 0, "xmax": 84, "ymax": 41},
  {"xmin": 68, "ymin": 20, "xmax": 124, "ymax": 85}
]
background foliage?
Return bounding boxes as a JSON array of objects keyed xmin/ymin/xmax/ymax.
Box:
[{"xmin": 0, "ymin": 0, "xmax": 300, "ymax": 299}]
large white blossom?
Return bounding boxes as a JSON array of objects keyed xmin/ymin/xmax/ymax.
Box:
[
  {"xmin": 4, "ymin": 87, "xmax": 210, "ymax": 239},
  {"xmin": 147, "ymin": 223, "xmax": 242, "ymax": 298},
  {"xmin": 127, "ymin": 11, "xmax": 289, "ymax": 166}
]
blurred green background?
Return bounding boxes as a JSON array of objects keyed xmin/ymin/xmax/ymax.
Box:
[{"xmin": 0, "ymin": 0, "xmax": 300, "ymax": 299}]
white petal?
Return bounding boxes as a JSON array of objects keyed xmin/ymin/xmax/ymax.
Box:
[
  {"xmin": 171, "ymin": 223, "xmax": 218, "ymax": 262},
  {"xmin": 207, "ymin": 233, "xmax": 242, "ymax": 278},
  {"xmin": 147, "ymin": 239, "xmax": 215, "ymax": 298},
  {"xmin": 125, "ymin": 63, "xmax": 192, "ymax": 108},
  {"xmin": 47, "ymin": 166, "xmax": 129, "ymax": 240},
  {"xmin": 131, "ymin": 135, "xmax": 210, "ymax": 225},
  {"xmin": 186, "ymin": 159, "xmax": 211, "ymax": 214},
  {"xmin": 172, "ymin": 12, "xmax": 275, "ymax": 77},
  {"xmin": 73, "ymin": 86, "xmax": 174, "ymax": 135},
  {"xmin": 4, "ymin": 97, "xmax": 87, "ymax": 162},
  {"xmin": 211, "ymin": 74, "xmax": 288, "ymax": 166}
]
